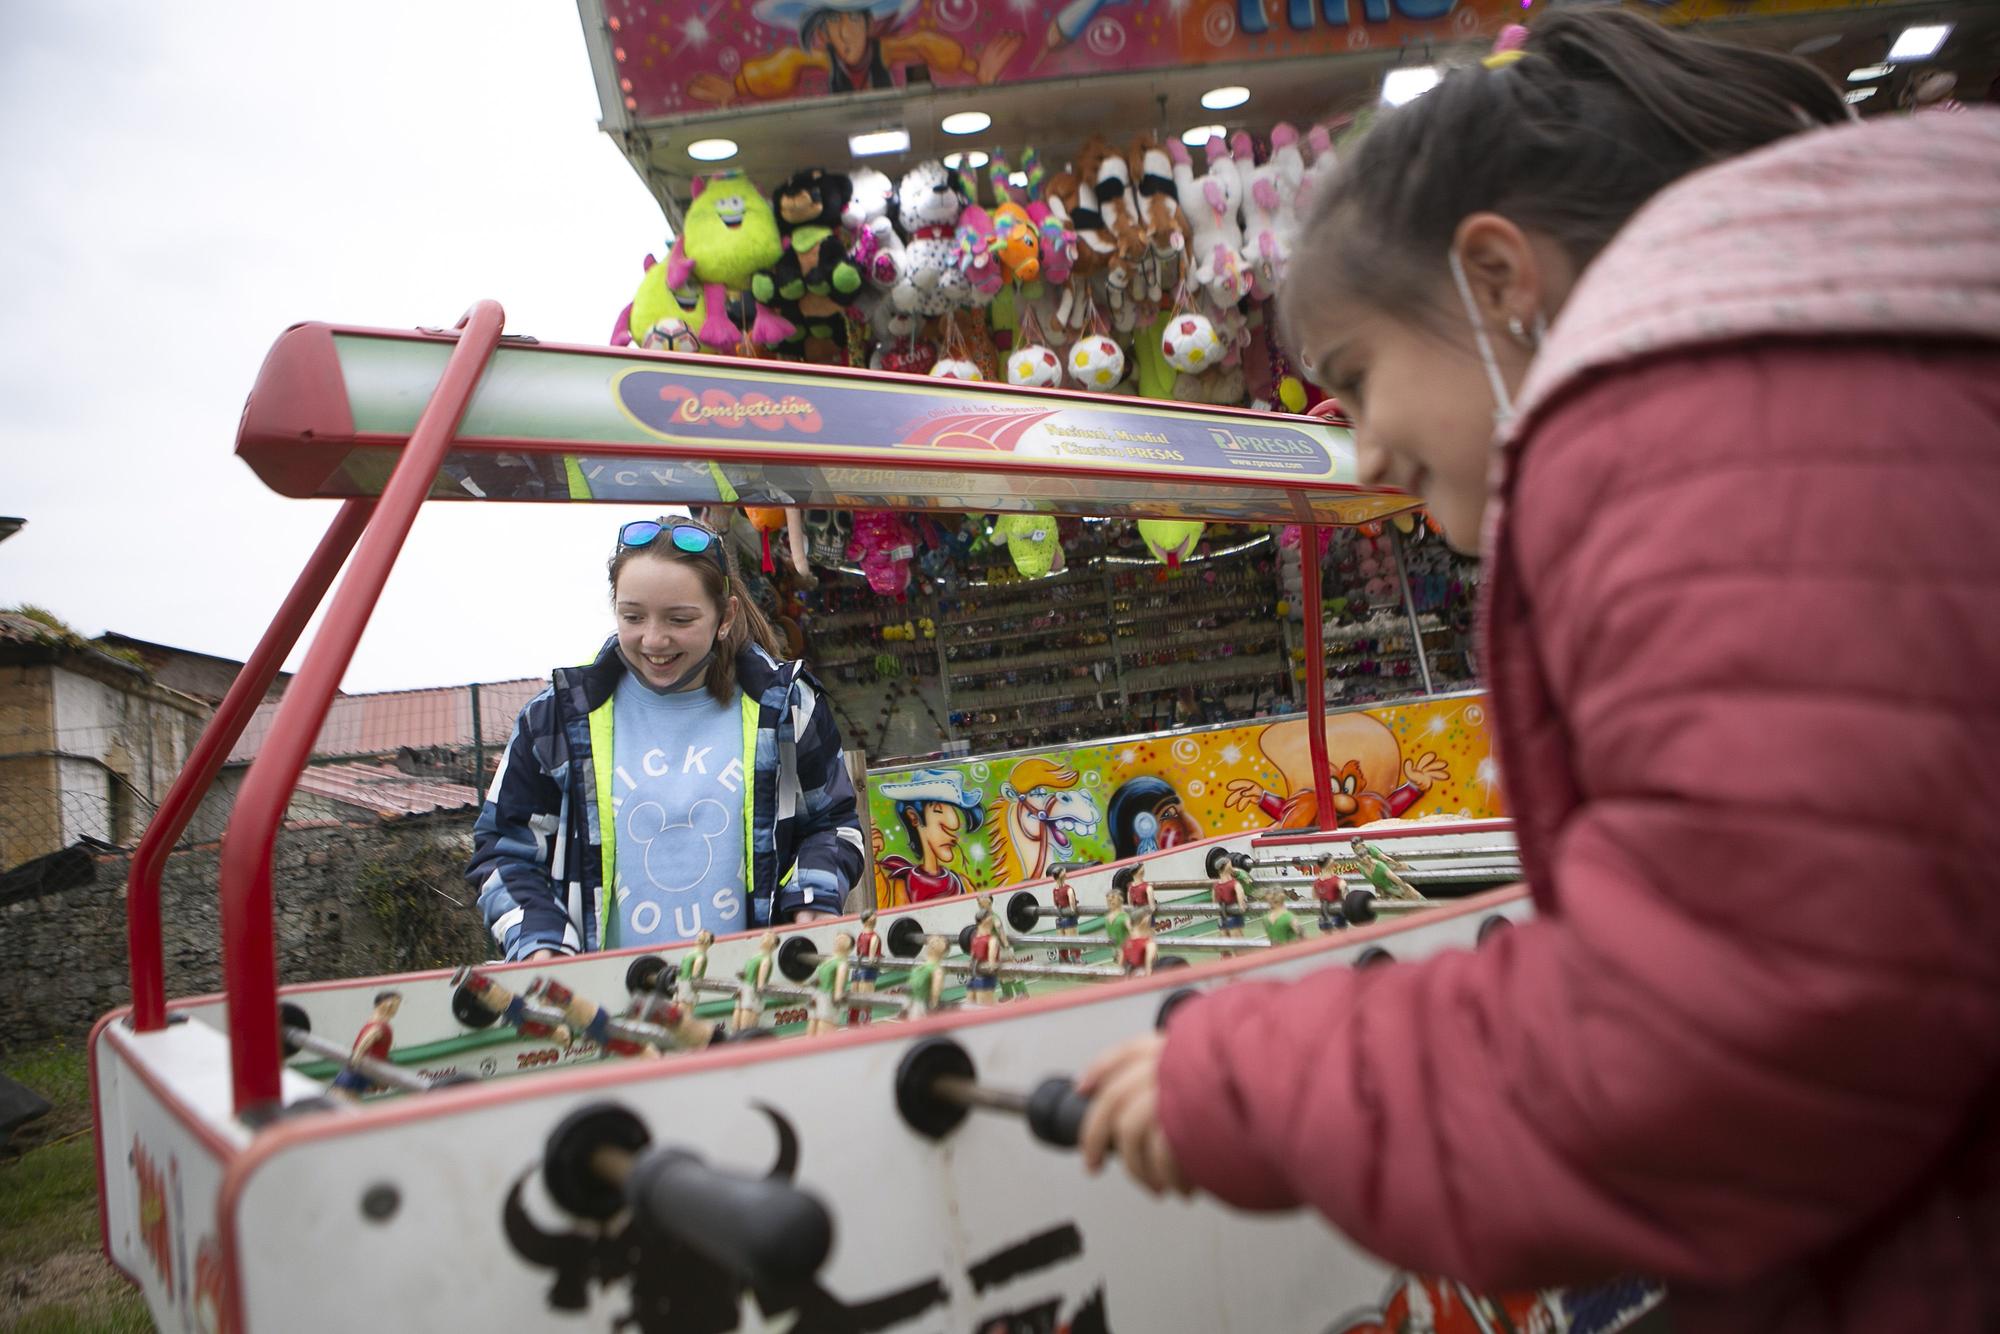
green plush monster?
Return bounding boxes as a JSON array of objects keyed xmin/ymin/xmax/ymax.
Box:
[
  {"xmin": 665, "ymin": 172, "xmax": 795, "ymax": 349},
  {"xmin": 993, "ymin": 513, "xmax": 1065, "ymax": 578},
  {"xmin": 1138, "ymin": 519, "xmax": 1204, "ymax": 568}
]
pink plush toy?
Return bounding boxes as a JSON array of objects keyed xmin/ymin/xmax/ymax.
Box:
[{"xmin": 848, "ymin": 510, "xmax": 917, "ymax": 600}]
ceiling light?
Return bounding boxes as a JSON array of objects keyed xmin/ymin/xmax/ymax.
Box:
[
  {"xmin": 1888, "ymin": 23, "xmax": 1950, "ymax": 60},
  {"xmin": 1008, "ymin": 171, "xmax": 1029, "ymax": 188},
  {"xmin": 686, "ymin": 138, "xmax": 738, "ymax": 162},
  {"xmin": 942, "ymin": 151, "xmax": 990, "ymax": 170},
  {"xmin": 1844, "ymin": 86, "xmax": 1879, "ymax": 104},
  {"xmin": 940, "ymin": 110, "xmax": 991, "ymax": 135},
  {"xmin": 1180, "ymin": 124, "xmax": 1226, "ymax": 146},
  {"xmin": 1380, "ymin": 66, "xmax": 1440, "ymax": 107},
  {"xmin": 1200, "ymin": 85, "xmax": 1250, "ymax": 110},
  {"xmin": 1847, "ymin": 64, "xmax": 1892, "ymax": 81},
  {"xmin": 849, "ymin": 128, "xmax": 911, "ymax": 157}
]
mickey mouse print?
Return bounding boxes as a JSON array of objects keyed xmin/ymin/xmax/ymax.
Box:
[{"xmin": 609, "ymin": 672, "xmax": 750, "ymax": 945}]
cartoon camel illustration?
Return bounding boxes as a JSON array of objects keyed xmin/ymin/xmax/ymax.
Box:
[
  {"xmin": 1224, "ymin": 713, "xmax": 1450, "ymax": 830},
  {"xmin": 989, "ymin": 757, "xmax": 1101, "ymax": 886}
]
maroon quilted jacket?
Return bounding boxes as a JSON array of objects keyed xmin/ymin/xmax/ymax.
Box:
[{"xmin": 1160, "ymin": 114, "xmax": 2000, "ymax": 1329}]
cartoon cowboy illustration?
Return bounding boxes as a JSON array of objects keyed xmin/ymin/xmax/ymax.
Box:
[
  {"xmin": 872, "ymin": 768, "xmax": 984, "ymax": 905},
  {"xmin": 689, "ymin": 0, "xmax": 1022, "ymax": 106}
]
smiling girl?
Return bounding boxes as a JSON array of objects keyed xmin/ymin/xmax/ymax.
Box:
[
  {"xmin": 468, "ymin": 515, "xmax": 865, "ymax": 959},
  {"xmin": 1079, "ymin": 10, "xmax": 2000, "ymax": 1328}
]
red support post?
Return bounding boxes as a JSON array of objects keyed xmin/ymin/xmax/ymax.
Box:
[
  {"xmin": 125, "ymin": 499, "xmax": 374, "ymax": 1031},
  {"xmin": 1298, "ymin": 521, "xmax": 1336, "ymax": 833},
  {"xmin": 217, "ymin": 301, "xmax": 506, "ymax": 1114}
]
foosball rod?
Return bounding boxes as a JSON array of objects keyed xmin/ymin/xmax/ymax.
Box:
[
  {"xmin": 687, "ymin": 974, "xmax": 912, "ymax": 1013},
  {"xmin": 453, "ymin": 969, "xmax": 677, "ymax": 1052},
  {"xmin": 280, "ymin": 1024, "xmax": 434, "ymax": 1095},
  {"xmin": 778, "ymin": 940, "xmax": 1124, "ymax": 988},
  {"xmin": 1042, "ymin": 931, "xmax": 1272, "ymax": 953},
  {"xmin": 1241, "ymin": 841, "xmax": 1522, "ymax": 870},
  {"xmin": 896, "ymin": 1037, "xmax": 1092, "ymax": 1148}
]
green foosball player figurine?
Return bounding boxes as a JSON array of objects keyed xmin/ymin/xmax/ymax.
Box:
[
  {"xmin": 733, "ymin": 930, "xmax": 779, "ymax": 1033},
  {"xmin": 1354, "ymin": 839, "xmax": 1422, "ymax": 901},
  {"xmin": 808, "ymin": 932, "xmax": 854, "ymax": 1037},
  {"xmin": 1262, "ymin": 889, "xmax": 1300, "ymax": 947},
  {"xmin": 904, "ymin": 934, "xmax": 951, "ymax": 1018},
  {"xmin": 1102, "ymin": 888, "xmax": 1131, "ymax": 960}
]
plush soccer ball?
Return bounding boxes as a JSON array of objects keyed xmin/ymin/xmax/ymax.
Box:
[
  {"xmin": 1006, "ymin": 343, "xmax": 1062, "ymax": 388},
  {"xmin": 928, "ymin": 357, "xmax": 984, "ymax": 382},
  {"xmin": 1068, "ymin": 335, "xmax": 1126, "ymax": 390},
  {"xmin": 1160, "ymin": 314, "xmax": 1223, "ymax": 372},
  {"xmin": 641, "ymin": 317, "xmax": 700, "ymax": 353}
]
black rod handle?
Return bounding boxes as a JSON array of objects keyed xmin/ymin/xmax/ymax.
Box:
[
  {"xmin": 626, "ymin": 1147, "xmax": 833, "ymax": 1287},
  {"xmin": 1026, "ymin": 1076, "xmax": 1092, "ymax": 1149}
]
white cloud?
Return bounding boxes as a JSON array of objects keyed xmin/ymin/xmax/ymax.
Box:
[{"xmin": 0, "ymin": 1, "xmax": 673, "ymax": 689}]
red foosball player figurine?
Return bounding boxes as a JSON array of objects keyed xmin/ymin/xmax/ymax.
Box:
[
  {"xmin": 851, "ymin": 911, "xmax": 884, "ymax": 1023},
  {"xmin": 905, "ymin": 934, "xmax": 951, "ymax": 1018},
  {"xmin": 1312, "ymin": 852, "xmax": 1348, "ymax": 932},
  {"xmin": 1121, "ymin": 909, "xmax": 1159, "ymax": 977},
  {"xmin": 966, "ymin": 914, "xmax": 1003, "ymax": 1005},
  {"xmin": 1124, "ymin": 869, "xmax": 1155, "ymax": 917},
  {"xmin": 1051, "ymin": 868, "xmax": 1080, "ymax": 964},
  {"xmin": 734, "ymin": 930, "xmax": 780, "ymax": 1034},
  {"xmin": 975, "ymin": 893, "xmax": 1029, "ymax": 1000},
  {"xmin": 533, "ymin": 978, "xmax": 661, "ymax": 1059},
  {"xmin": 1211, "ymin": 863, "xmax": 1248, "ymax": 956},
  {"xmin": 809, "ymin": 932, "xmax": 854, "ymax": 1037},
  {"xmin": 330, "ymin": 991, "xmax": 401, "ymax": 1099},
  {"xmin": 677, "ymin": 928, "xmax": 715, "ymax": 1006}
]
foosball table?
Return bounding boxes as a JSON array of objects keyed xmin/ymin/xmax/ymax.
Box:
[{"xmin": 92, "ymin": 304, "xmax": 1663, "ymax": 1332}]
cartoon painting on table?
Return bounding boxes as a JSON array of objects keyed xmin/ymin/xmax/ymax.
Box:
[
  {"xmin": 872, "ymin": 768, "xmax": 984, "ymax": 906},
  {"xmin": 865, "ymin": 695, "xmax": 1500, "ymax": 900},
  {"xmin": 987, "ymin": 757, "xmax": 1102, "ymax": 884}
]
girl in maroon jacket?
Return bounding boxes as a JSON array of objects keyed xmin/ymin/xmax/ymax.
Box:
[{"xmin": 1079, "ymin": 11, "xmax": 2000, "ymax": 1331}]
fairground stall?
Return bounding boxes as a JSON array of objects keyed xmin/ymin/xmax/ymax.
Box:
[{"xmin": 87, "ymin": 308, "xmax": 1674, "ymax": 1331}]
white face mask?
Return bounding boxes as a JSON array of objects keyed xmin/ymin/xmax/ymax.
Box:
[{"xmin": 1447, "ymin": 245, "xmax": 1546, "ymax": 436}]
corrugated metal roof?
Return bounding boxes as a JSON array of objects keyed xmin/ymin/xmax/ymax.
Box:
[
  {"xmin": 293, "ymin": 763, "xmax": 481, "ymax": 819},
  {"xmin": 227, "ymin": 678, "xmax": 544, "ymax": 764}
]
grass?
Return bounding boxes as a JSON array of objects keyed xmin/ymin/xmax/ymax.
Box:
[{"xmin": 2, "ymin": 1040, "xmax": 154, "ymax": 1333}]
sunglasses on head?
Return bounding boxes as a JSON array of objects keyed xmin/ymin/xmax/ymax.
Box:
[{"xmin": 617, "ymin": 518, "xmax": 729, "ymax": 581}]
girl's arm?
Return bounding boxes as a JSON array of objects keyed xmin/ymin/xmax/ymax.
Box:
[
  {"xmin": 465, "ymin": 693, "xmax": 578, "ymax": 960},
  {"xmin": 775, "ymin": 677, "xmax": 868, "ymax": 920},
  {"xmin": 1155, "ymin": 348, "xmax": 2000, "ymax": 1291}
]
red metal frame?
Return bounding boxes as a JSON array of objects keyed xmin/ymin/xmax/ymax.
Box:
[
  {"xmin": 125, "ymin": 499, "xmax": 374, "ymax": 1031},
  {"xmin": 217, "ymin": 302, "xmax": 506, "ymax": 1112}
]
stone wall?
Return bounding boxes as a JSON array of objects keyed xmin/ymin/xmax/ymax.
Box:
[{"xmin": 0, "ymin": 814, "xmax": 493, "ymax": 1052}]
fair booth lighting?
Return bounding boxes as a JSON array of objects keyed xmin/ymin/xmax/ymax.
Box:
[
  {"xmin": 1381, "ymin": 66, "xmax": 1441, "ymax": 107},
  {"xmin": 849, "ymin": 128, "xmax": 911, "ymax": 156},
  {"xmin": 1888, "ymin": 24, "xmax": 1951, "ymax": 60},
  {"xmin": 1180, "ymin": 124, "xmax": 1226, "ymax": 146},
  {"xmin": 686, "ymin": 138, "xmax": 738, "ymax": 162},
  {"xmin": 1200, "ymin": 85, "xmax": 1251, "ymax": 110},
  {"xmin": 941, "ymin": 110, "xmax": 992, "ymax": 135}
]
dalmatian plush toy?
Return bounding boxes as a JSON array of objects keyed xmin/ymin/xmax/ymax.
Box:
[{"xmin": 889, "ymin": 160, "xmax": 975, "ymax": 317}]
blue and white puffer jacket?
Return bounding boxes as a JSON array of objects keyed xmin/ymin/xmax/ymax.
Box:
[{"xmin": 467, "ymin": 637, "xmax": 866, "ymax": 960}]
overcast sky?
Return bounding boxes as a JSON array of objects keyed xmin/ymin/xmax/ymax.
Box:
[{"xmin": 1, "ymin": 2, "xmax": 686, "ymax": 691}]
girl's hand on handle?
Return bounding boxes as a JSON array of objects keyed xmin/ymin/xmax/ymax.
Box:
[{"xmin": 1077, "ymin": 1032, "xmax": 1189, "ymax": 1197}]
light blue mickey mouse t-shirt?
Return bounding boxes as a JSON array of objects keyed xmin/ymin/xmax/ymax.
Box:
[{"xmin": 610, "ymin": 673, "xmax": 748, "ymax": 946}]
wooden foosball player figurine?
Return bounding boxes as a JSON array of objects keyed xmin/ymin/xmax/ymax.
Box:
[
  {"xmin": 329, "ymin": 990, "xmax": 401, "ymax": 1100},
  {"xmin": 1262, "ymin": 889, "xmax": 1300, "ymax": 947},
  {"xmin": 851, "ymin": 911, "xmax": 883, "ymax": 1024},
  {"xmin": 808, "ymin": 932, "xmax": 853, "ymax": 1037},
  {"xmin": 1354, "ymin": 839, "xmax": 1423, "ymax": 902},
  {"xmin": 1312, "ymin": 852, "xmax": 1349, "ymax": 933},
  {"xmin": 1120, "ymin": 909, "xmax": 1159, "ymax": 977},
  {"xmin": 966, "ymin": 914, "xmax": 1003, "ymax": 1005},
  {"xmin": 1211, "ymin": 862, "xmax": 1248, "ymax": 955},
  {"xmin": 1050, "ymin": 867, "xmax": 1081, "ymax": 964},
  {"xmin": 734, "ymin": 929, "xmax": 780, "ymax": 1033},
  {"xmin": 904, "ymin": 935, "xmax": 951, "ymax": 1018},
  {"xmin": 974, "ymin": 892, "xmax": 1030, "ymax": 1000},
  {"xmin": 676, "ymin": 928, "xmax": 714, "ymax": 1007},
  {"xmin": 1102, "ymin": 888, "xmax": 1130, "ymax": 958}
]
